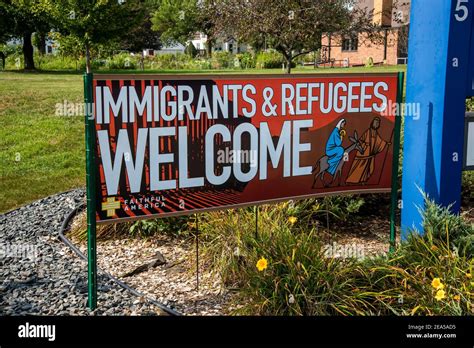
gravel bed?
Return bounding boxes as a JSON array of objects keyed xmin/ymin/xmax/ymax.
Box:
[
  {"xmin": 0, "ymin": 189, "xmax": 167, "ymax": 316},
  {"xmin": 69, "ymin": 231, "xmax": 239, "ymax": 316}
]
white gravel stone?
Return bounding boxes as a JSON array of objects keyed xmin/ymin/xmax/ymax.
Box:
[{"xmin": 0, "ymin": 189, "xmax": 166, "ymax": 316}]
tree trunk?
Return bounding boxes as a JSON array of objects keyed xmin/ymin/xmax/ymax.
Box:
[
  {"xmin": 285, "ymin": 56, "xmax": 292, "ymax": 74},
  {"xmin": 85, "ymin": 41, "xmax": 91, "ymax": 73},
  {"xmin": 22, "ymin": 31, "xmax": 35, "ymax": 70},
  {"xmin": 36, "ymin": 33, "xmax": 46, "ymax": 55},
  {"xmin": 206, "ymin": 39, "xmax": 213, "ymax": 58}
]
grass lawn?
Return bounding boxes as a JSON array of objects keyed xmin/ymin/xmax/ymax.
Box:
[{"xmin": 0, "ymin": 65, "xmax": 406, "ymax": 213}]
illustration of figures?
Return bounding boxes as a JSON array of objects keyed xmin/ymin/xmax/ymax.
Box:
[
  {"xmin": 312, "ymin": 119, "xmax": 364, "ymax": 188},
  {"xmin": 346, "ymin": 117, "xmax": 391, "ymax": 185},
  {"xmin": 326, "ymin": 119, "xmax": 347, "ymax": 175}
]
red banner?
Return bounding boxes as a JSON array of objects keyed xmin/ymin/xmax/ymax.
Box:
[{"xmin": 92, "ymin": 73, "xmax": 399, "ymax": 223}]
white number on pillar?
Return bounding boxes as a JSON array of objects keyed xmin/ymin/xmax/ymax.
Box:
[{"xmin": 454, "ymin": 0, "xmax": 469, "ymax": 22}]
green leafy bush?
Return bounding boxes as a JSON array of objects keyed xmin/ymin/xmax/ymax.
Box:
[
  {"xmin": 129, "ymin": 216, "xmax": 190, "ymax": 238},
  {"xmin": 419, "ymin": 195, "xmax": 474, "ymax": 258},
  {"xmin": 69, "ymin": 212, "xmax": 190, "ymax": 240},
  {"xmin": 0, "ymin": 43, "xmax": 22, "ymax": 57},
  {"xmin": 256, "ymin": 50, "xmax": 284, "ymax": 69},
  {"xmin": 466, "ymin": 97, "xmax": 474, "ymax": 112},
  {"xmin": 256, "ymin": 50, "xmax": 295, "ymax": 69},
  {"xmin": 365, "ymin": 56, "xmax": 374, "ymax": 68},
  {"xmin": 106, "ymin": 53, "xmax": 137, "ymax": 70},
  {"xmin": 211, "ymin": 51, "xmax": 233, "ymax": 69},
  {"xmin": 322, "ymin": 195, "xmax": 365, "ymax": 221},
  {"xmin": 185, "ymin": 43, "xmax": 198, "ymax": 58},
  {"xmin": 236, "ymin": 52, "xmax": 256, "ymax": 69},
  {"xmin": 146, "ymin": 53, "xmax": 195, "ymax": 70}
]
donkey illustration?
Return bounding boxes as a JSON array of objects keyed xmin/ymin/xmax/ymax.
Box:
[{"xmin": 311, "ymin": 130, "xmax": 364, "ymax": 188}]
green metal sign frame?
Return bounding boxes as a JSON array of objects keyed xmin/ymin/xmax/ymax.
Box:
[
  {"xmin": 84, "ymin": 73, "xmax": 97, "ymax": 310},
  {"xmin": 389, "ymin": 71, "xmax": 404, "ymax": 252}
]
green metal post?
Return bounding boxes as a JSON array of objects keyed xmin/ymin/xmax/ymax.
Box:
[
  {"xmin": 84, "ymin": 73, "xmax": 97, "ymax": 310},
  {"xmin": 389, "ymin": 72, "xmax": 405, "ymax": 252}
]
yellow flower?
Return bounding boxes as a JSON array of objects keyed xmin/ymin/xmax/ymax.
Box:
[
  {"xmin": 431, "ymin": 278, "xmax": 444, "ymax": 290},
  {"xmin": 430, "ymin": 245, "xmax": 438, "ymax": 251},
  {"xmin": 256, "ymin": 257, "xmax": 268, "ymax": 271},
  {"xmin": 434, "ymin": 289, "xmax": 446, "ymax": 301},
  {"xmin": 288, "ymin": 216, "xmax": 297, "ymax": 224},
  {"xmin": 466, "ymin": 273, "xmax": 472, "ymax": 279},
  {"xmin": 453, "ymin": 294, "xmax": 461, "ymax": 302}
]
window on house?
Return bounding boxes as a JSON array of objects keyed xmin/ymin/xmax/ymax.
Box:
[{"xmin": 342, "ymin": 36, "xmax": 358, "ymax": 52}]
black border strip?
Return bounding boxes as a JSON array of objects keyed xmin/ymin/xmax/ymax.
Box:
[{"xmin": 464, "ymin": 112, "xmax": 474, "ymax": 171}]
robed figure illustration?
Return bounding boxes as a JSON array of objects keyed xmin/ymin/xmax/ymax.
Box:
[
  {"xmin": 346, "ymin": 117, "xmax": 391, "ymax": 184},
  {"xmin": 326, "ymin": 119, "xmax": 347, "ymax": 175},
  {"xmin": 312, "ymin": 119, "xmax": 364, "ymax": 188}
]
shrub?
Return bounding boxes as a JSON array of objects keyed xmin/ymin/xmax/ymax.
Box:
[
  {"xmin": 4, "ymin": 52, "xmax": 23, "ymax": 70},
  {"xmin": 299, "ymin": 51, "xmax": 319, "ymax": 63},
  {"xmin": 106, "ymin": 53, "xmax": 137, "ymax": 70},
  {"xmin": 0, "ymin": 43, "xmax": 22, "ymax": 57},
  {"xmin": 418, "ymin": 195, "xmax": 474, "ymax": 258},
  {"xmin": 365, "ymin": 56, "xmax": 374, "ymax": 68},
  {"xmin": 68, "ymin": 212, "xmax": 190, "ymax": 240},
  {"xmin": 185, "ymin": 43, "xmax": 198, "ymax": 58},
  {"xmin": 211, "ymin": 51, "xmax": 233, "ymax": 69},
  {"xmin": 129, "ymin": 216, "xmax": 190, "ymax": 238},
  {"xmin": 256, "ymin": 50, "xmax": 284, "ymax": 69},
  {"xmin": 146, "ymin": 53, "xmax": 196, "ymax": 70},
  {"xmin": 236, "ymin": 52, "xmax": 256, "ymax": 69},
  {"xmin": 466, "ymin": 97, "xmax": 474, "ymax": 111},
  {"xmin": 256, "ymin": 50, "xmax": 295, "ymax": 69},
  {"xmin": 321, "ymin": 195, "xmax": 365, "ymax": 221}
]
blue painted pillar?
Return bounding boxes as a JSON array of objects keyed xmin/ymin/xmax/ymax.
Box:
[{"xmin": 401, "ymin": 0, "xmax": 474, "ymax": 238}]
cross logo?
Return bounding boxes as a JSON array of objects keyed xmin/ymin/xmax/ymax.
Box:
[{"xmin": 101, "ymin": 197, "xmax": 121, "ymax": 217}]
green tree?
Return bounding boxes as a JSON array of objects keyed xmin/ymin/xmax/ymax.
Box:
[
  {"xmin": 44, "ymin": 0, "xmax": 145, "ymax": 72},
  {"xmin": 0, "ymin": 0, "xmax": 51, "ymax": 69},
  {"xmin": 119, "ymin": 3, "xmax": 161, "ymax": 69},
  {"xmin": 151, "ymin": 0, "xmax": 215, "ymax": 57},
  {"xmin": 119, "ymin": 15, "xmax": 161, "ymax": 54},
  {"xmin": 119, "ymin": 0, "xmax": 161, "ymax": 54},
  {"xmin": 213, "ymin": 0, "xmax": 381, "ymax": 73}
]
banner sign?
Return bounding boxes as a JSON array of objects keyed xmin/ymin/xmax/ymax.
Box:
[{"xmin": 92, "ymin": 73, "xmax": 399, "ymax": 223}]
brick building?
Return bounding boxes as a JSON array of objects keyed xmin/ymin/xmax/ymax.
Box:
[{"xmin": 320, "ymin": 0, "xmax": 410, "ymax": 67}]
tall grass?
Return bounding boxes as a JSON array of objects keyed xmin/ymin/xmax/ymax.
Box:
[{"xmin": 198, "ymin": 197, "xmax": 473, "ymax": 316}]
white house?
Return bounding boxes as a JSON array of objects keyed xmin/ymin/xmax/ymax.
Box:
[
  {"xmin": 154, "ymin": 43, "xmax": 186, "ymax": 55},
  {"xmin": 190, "ymin": 32, "xmax": 249, "ymax": 54}
]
